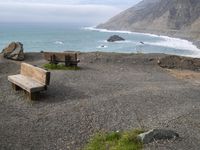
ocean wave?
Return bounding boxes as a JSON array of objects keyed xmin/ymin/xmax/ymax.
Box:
[
  {"xmin": 54, "ymin": 41, "xmax": 64, "ymax": 45},
  {"xmin": 84, "ymin": 27, "xmax": 167, "ymax": 38},
  {"xmin": 84, "ymin": 26, "xmax": 200, "ymax": 55},
  {"xmin": 84, "ymin": 26, "xmax": 133, "ymax": 34},
  {"xmin": 84, "ymin": 26, "xmax": 163, "ymax": 36},
  {"xmin": 146, "ymin": 37, "xmax": 200, "ymax": 52},
  {"xmin": 97, "ymin": 45, "xmax": 108, "ymax": 48},
  {"xmin": 101, "ymin": 40, "xmax": 133, "ymax": 44},
  {"xmin": 115, "ymin": 40, "xmax": 134, "ymax": 44}
]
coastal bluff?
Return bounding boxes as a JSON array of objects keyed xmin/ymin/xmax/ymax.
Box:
[
  {"xmin": 98, "ymin": 0, "xmax": 200, "ymax": 41},
  {"xmin": 0, "ymin": 52, "xmax": 200, "ymax": 149}
]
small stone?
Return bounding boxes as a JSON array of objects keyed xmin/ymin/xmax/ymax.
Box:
[
  {"xmin": 137, "ymin": 129, "xmax": 179, "ymax": 144},
  {"xmin": 149, "ymin": 58, "xmax": 154, "ymax": 61}
]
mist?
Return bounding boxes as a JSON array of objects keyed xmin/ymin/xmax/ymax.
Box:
[{"xmin": 0, "ymin": 2, "xmax": 122, "ymax": 26}]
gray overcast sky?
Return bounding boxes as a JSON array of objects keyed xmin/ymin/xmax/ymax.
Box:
[{"xmin": 0, "ymin": 0, "xmax": 142, "ymax": 25}]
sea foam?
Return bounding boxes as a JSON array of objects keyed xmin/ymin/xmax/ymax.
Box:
[
  {"xmin": 54, "ymin": 41, "xmax": 64, "ymax": 45},
  {"xmin": 97, "ymin": 45, "xmax": 108, "ymax": 49},
  {"xmin": 146, "ymin": 37, "xmax": 199, "ymax": 51},
  {"xmin": 84, "ymin": 27, "xmax": 133, "ymax": 34},
  {"xmin": 84, "ymin": 26, "xmax": 200, "ymax": 57}
]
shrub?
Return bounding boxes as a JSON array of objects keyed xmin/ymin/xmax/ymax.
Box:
[
  {"xmin": 84, "ymin": 129, "xmax": 144, "ymax": 150},
  {"xmin": 44, "ymin": 63, "xmax": 80, "ymax": 70}
]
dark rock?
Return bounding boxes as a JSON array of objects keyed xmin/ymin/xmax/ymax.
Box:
[
  {"xmin": 140, "ymin": 41, "xmax": 144, "ymax": 44},
  {"xmin": 107, "ymin": 35, "xmax": 125, "ymax": 42},
  {"xmin": 2, "ymin": 42, "xmax": 25, "ymax": 61},
  {"xmin": 149, "ymin": 58, "xmax": 154, "ymax": 61},
  {"xmin": 138, "ymin": 129, "xmax": 179, "ymax": 144},
  {"xmin": 158, "ymin": 55, "xmax": 200, "ymax": 71}
]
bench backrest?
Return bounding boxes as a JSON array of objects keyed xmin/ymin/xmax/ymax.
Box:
[
  {"xmin": 43, "ymin": 52, "xmax": 78, "ymax": 62},
  {"xmin": 20, "ymin": 63, "xmax": 50, "ymax": 85}
]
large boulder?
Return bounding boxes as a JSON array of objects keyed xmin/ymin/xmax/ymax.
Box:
[
  {"xmin": 107, "ymin": 35, "xmax": 125, "ymax": 42},
  {"xmin": 138, "ymin": 129, "xmax": 179, "ymax": 144},
  {"xmin": 1, "ymin": 42, "xmax": 25, "ymax": 61}
]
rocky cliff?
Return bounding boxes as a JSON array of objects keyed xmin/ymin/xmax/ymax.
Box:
[{"xmin": 98, "ymin": 0, "xmax": 200, "ymax": 41}]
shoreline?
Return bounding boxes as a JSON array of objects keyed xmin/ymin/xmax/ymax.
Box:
[{"xmin": 85, "ymin": 27, "xmax": 200, "ymax": 56}]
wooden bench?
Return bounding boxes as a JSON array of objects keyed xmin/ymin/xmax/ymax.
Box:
[
  {"xmin": 43, "ymin": 52, "xmax": 80, "ymax": 66},
  {"xmin": 8, "ymin": 63, "xmax": 50, "ymax": 100}
]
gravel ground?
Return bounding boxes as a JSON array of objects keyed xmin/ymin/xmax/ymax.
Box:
[{"xmin": 0, "ymin": 52, "xmax": 200, "ymax": 150}]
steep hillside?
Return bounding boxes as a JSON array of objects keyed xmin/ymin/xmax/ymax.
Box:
[{"xmin": 98, "ymin": 0, "xmax": 200, "ymax": 41}]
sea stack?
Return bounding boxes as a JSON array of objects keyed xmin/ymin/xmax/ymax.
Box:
[{"xmin": 107, "ymin": 35, "xmax": 125, "ymax": 42}]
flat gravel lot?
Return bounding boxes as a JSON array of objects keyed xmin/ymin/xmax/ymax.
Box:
[{"xmin": 0, "ymin": 52, "xmax": 200, "ymax": 150}]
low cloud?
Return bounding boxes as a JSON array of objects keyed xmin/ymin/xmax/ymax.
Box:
[{"xmin": 0, "ymin": 2, "xmax": 122, "ymax": 25}]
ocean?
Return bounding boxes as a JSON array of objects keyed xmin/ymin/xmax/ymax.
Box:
[{"xmin": 0, "ymin": 23, "xmax": 200, "ymax": 57}]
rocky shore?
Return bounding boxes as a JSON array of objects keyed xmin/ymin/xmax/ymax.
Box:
[{"xmin": 0, "ymin": 52, "xmax": 200, "ymax": 150}]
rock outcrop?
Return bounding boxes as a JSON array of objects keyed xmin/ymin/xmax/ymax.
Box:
[
  {"xmin": 107, "ymin": 35, "xmax": 125, "ymax": 42},
  {"xmin": 138, "ymin": 129, "xmax": 179, "ymax": 144},
  {"xmin": 158, "ymin": 55, "xmax": 200, "ymax": 71},
  {"xmin": 1, "ymin": 42, "xmax": 25, "ymax": 61},
  {"xmin": 98, "ymin": 0, "xmax": 200, "ymax": 41}
]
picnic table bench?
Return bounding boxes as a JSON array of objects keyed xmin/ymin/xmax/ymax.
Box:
[
  {"xmin": 43, "ymin": 52, "xmax": 80, "ymax": 66},
  {"xmin": 8, "ymin": 63, "xmax": 50, "ymax": 100}
]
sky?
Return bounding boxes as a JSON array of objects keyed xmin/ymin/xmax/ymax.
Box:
[{"xmin": 0, "ymin": 0, "xmax": 142, "ymax": 26}]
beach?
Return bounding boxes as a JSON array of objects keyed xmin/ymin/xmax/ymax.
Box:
[{"xmin": 0, "ymin": 52, "xmax": 200, "ymax": 149}]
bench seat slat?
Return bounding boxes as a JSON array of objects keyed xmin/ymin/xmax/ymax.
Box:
[{"xmin": 8, "ymin": 74, "xmax": 46, "ymax": 93}]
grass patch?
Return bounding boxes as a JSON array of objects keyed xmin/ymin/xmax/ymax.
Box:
[
  {"xmin": 44, "ymin": 63, "xmax": 80, "ymax": 70},
  {"xmin": 84, "ymin": 129, "xmax": 144, "ymax": 150}
]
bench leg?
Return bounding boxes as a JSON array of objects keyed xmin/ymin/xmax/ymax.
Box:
[
  {"xmin": 12, "ymin": 83, "xmax": 22, "ymax": 91},
  {"xmin": 29, "ymin": 92, "xmax": 39, "ymax": 101},
  {"xmin": 72, "ymin": 63, "xmax": 78, "ymax": 67},
  {"xmin": 65, "ymin": 55, "xmax": 71, "ymax": 66},
  {"xmin": 50, "ymin": 55, "xmax": 58, "ymax": 65},
  {"xmin": 65, "ymin": 62, "xmax": 70, "ymax": 66}
]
